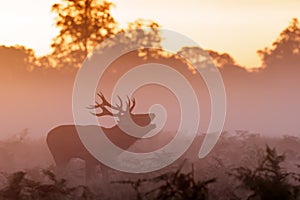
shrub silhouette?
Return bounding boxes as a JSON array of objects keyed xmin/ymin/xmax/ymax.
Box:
[
  {"xmin": 230, "ymin": 146, "xmax": 300, "ymax": 200},
  {"xmin": 0, "ymin": 170, "xmax": 97, "ymax": 200},
  {"xmin": 113, "ymin": 163, "xmax": 215, "ymax": 200}
]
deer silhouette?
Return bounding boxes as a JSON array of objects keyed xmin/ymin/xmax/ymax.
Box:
[{"xmin": 47, "ymin": 93, "xmax": 156, "ymax": 183}]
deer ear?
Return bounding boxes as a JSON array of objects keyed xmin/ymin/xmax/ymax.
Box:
[{"xmin": 149, "ymin": 113, "xmax": 155, "ymax": 120}]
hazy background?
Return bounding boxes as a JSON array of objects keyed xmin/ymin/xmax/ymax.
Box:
[
  {"xmin": 0, "ymin": 2, "xmax": 299, "ymax": 199},
  {"xmin": 0, "ymin": 0, "xmax": 299, "ymax": 139}
]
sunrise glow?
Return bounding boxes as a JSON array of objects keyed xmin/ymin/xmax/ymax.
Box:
[{"xmin": 0, "ymin": 0, "xmax": 300, "ymax": 68}]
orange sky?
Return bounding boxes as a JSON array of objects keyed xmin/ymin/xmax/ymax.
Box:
[{"xmin": 0, "ymin": 0, "xmax": 300, "ymax": 68}]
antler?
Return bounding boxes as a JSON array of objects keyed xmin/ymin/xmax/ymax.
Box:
[
  {"xmin": 88, "ymin": 92, "xmax": 137, "ymax": 117},
  {"xmin": 88, "ymin": 92, "xmax": 123, "ymax": 117},
  {"xmin": 113, "ymin": 96, "xmax": 135, "ymax": 117},
  {"xmin": 127, "ymin": 96, "xmax": 136, "ymax": 112}
]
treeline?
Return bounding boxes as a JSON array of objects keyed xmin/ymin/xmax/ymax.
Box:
[{"xmin": 1, "ymin": 0, "xmax": 300, "ymax": 78}]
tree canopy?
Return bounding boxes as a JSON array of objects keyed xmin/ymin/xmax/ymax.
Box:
[
  {"xmin": 0, "ymin": 45, "xmax": 36, "ymax": 75},
  {"xmin": 258, "ymin": 18, "xmax": 300, "ymax": 70},
  {"xmin": 50, "ymin": 0, "xmax": 118, "ymax": 69}
]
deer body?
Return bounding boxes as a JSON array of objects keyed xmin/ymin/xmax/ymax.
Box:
[{"xmin": 46, "ymin": 93, "xmax": 155, "ymax": 182}]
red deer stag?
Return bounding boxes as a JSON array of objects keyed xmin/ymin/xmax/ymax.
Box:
[{"xmin": 47, "ymin": 93, "xmax": 156, "ymax": 182}]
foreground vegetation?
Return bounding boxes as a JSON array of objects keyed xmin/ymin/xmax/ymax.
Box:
[{"xmin": 0, "ymin": 143, "xmax": 299, "ymax": 200}]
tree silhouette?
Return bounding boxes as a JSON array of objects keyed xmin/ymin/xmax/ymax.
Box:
[
  {"xmin": 0, "ymin": 45, "xmax": 37, "ymax": 77},
  {"xmin": 123, "ymin": 19, "xmax": 163, "ymax": 59},
  {"xmin": 207, "ymin": 50, "xmax": 235, "ymax": 68},
  {"xmin": 258, "ymin": 18, "xmax": 300, "ymax": 71},
  {"xmin": 50, "ymin": 0, "xmax": 118, "ymax": 69}
]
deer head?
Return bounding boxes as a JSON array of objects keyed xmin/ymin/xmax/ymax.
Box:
[{"xmin": 88, "ymin": 93, "xmax": 156, "ymax": 136}]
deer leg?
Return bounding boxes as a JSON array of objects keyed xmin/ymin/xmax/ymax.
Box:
[
  {"xmin": 85, "ymin": 160, "xmax": 97, "ymax": 184},
  {"xmin": 100, "ymin": 164, "xmax": 111, "ymax": 192},
  {"xmin": 100, "ymin": 164, "xmax": 109, "ymax": 181},
  {"xmin": 55, "ymin": 158, "xmax": 69, "ymax": 178}
]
